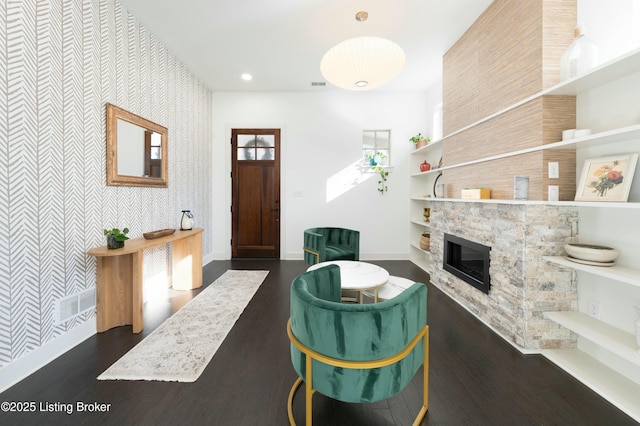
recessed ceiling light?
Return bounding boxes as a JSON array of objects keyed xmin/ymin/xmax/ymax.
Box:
[{"xmin": 241, "ymin": 73, "xmax": 253, "ymax": 81}]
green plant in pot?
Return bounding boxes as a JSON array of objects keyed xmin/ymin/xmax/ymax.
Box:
[
  {"xmin": 104, "ymin": 228, "xmax": 130, "ymax": 249},
  {"xmin": 410, "ymin": 133, "xmax": 431, "ymax": 149}
]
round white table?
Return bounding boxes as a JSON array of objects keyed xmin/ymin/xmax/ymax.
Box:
[
  {"xmin": 362, "ymin": 276, "xmax": 415, "ymax": 301},
  {"xmin": 307, "ymin": 260, "xmax": 389, "ymax": 303}
]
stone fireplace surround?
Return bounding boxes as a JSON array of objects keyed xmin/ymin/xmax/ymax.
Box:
[{"xmin": 429, "ymin": 200, "xmax": 579, "ymax": 351}]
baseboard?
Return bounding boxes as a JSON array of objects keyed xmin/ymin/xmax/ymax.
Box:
[
  {"xmin": 203, "ymin": 252, "xmax": 219, "ymax": 264},
  {"xmin": 0, "ymin": 321, "xmax": 96, "ymax": 393}
]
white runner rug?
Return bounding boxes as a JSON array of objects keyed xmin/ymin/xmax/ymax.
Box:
[{"xmin": 97, "ymin": 269, "xmax": 268, "ymax": 382}]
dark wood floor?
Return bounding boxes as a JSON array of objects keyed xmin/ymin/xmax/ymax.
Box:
[{"xmin": 0, "ymin": 260, "xmax": 636, "ymax": 425}]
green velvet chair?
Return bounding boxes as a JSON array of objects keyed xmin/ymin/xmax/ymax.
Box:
[
  {"xmin": 302, "ymin": 227, "xmax": 360, "ymax": 266},
  {"xmin": 287, "ymin": 264, "xmax": 429, "ymax": 425}
]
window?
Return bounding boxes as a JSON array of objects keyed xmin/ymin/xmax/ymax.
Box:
[
  {"xmin": 237, "ymin": 134, "xmax": 275, "ymax": 161},
  {"xmin": 362, "ymin": 130, "xmax": 390, "ymax": 166}
]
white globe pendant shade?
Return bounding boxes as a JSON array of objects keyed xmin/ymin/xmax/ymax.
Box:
[{"xmin": 320, "ymin": 36, "xmax": 406, "ymax": 91}]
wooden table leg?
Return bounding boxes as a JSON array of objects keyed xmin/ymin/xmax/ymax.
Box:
[
  {"xmin": 172, "ymin": 231, "xmax": 203, "ymax": 290},
  {"xmin": 132, "ymin": 251, "xmax": 144, "ymax": 333},
  {"xmin": 96, "ymin": 255, "xmax": 133, "ymax": 332}
]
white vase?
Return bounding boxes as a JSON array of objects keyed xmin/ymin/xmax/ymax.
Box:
[{"xmin": 560, "ymin": 26, "xmax": 599, "ymax": 81}]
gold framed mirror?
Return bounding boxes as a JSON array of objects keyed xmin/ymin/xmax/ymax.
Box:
[{"xmin": 106, "ymin": 103, "xmax": 168, "ymax": 187}]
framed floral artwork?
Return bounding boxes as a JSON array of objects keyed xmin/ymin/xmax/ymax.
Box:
[{"xmin": 575, "ymin": 153, "xmax": 638, "ymax": 202}]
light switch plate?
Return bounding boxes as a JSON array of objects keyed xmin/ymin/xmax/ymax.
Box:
[{"xmin": 548, "ymin": 162, "xmax": 559, "ymax": 179}]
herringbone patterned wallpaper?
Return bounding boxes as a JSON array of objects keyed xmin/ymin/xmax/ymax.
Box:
[{"xmin": 0, "ymin": 0, "xmax": 213, "ymax": 366}]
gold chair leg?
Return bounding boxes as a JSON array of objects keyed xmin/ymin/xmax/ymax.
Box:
[
  {"xmin": 305, "ymin": 355, "xmax": 313, "ymax": 425},
  {"xmin": 287, "ymin": 356, "xmax": 315, "ymax": 425},
  {"xmin": 287, "ymin": 377, "xmax": 304, "ymax": 425},
  {"xmin": 413, "ymin": 326, "xmax": 430, "ymax": 426}
]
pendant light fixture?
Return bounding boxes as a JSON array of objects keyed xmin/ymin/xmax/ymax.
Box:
[{"xmin": 320, "ymin": 11, "xmax": 406, "ymax": 91}]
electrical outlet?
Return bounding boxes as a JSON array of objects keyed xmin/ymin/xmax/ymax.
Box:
[
  {"xmin": 548, "ymin": 162, "xmax": 559, "ymax": 179},
  {"xmin": 587, "ymin": 299, "xmax": 601, "ymax": 320}
]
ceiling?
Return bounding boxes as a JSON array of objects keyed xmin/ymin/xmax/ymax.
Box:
[{"xmin": 119, "ymin": 0, "xmax": 493, "ymax": 92}]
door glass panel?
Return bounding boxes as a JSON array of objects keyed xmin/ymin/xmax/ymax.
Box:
[
  {"xmin": 257, "ymin": 148, "xmax": 274, "ymax": 160},
  {"xmin": 257, "ymin": 135, "xmax": 275, "ymax": 147},
  {"xmin": 238, "ymin": 147, "xmax": 255, "ymax": 160},
  {"xmin": 239, "ymin": 134, "xmax": 255, "ymax": 147}
]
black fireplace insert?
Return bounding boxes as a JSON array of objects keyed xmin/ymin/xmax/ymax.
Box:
[{"xmin": 443, "ymin": 233, "xmax": 491, "ymax": 294}]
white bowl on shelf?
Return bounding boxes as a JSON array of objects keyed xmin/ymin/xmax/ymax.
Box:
[{"xmin": 564, "ymin": 243, "xmax": 619, "ymax": 263}]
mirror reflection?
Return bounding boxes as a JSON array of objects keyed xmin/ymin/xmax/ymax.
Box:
[{"xmin": 106, "ymin": 103, "xmax": 168, "ymax": 187}]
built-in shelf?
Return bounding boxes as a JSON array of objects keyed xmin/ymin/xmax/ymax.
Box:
[
  {"xmin": 544, "ymin": 256, "xmax": 640, "ymax": 287},
  {"xmin": 439, "ymin": 47, "xmax": 640, "ymax": 144},
  {"xmin": 540, "ymin": 348, "xmax": 640, "ymax": 423},
  {"xmin": 544, "ymin": 311, "xmax": 640, "ymax": 367},
  {"xmin": 410, "ymin": 242, "xmax": 431, "ymax": 252},
  {"xmin": 410, "ymin": 220, "xmax": 430, "ymax": 228},
  {"xmin": 545, "ymin": 46, "xmax": 640, "ymax": 96},
  {"xmin": 412, "ymin": 138, "xmax": 443, "ymax": 154},
  {"xmin": 409, "ymin": 246, "xmax": 431, "ymax": 267},
  {"xmin": 411, "ymin": 169, "xmax": 444, "ymax": 177},
  {"xmin": 431, "ymin": 123, "xmax": 640, "ymax": 173}
]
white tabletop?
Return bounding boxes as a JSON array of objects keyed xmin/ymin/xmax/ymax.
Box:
[
  {"xmin": 307, "ymin": 260, "xmax": 389, "ymax": 291},
  {"xmin": 364, "ymin": 276, "xmax": 415, "ymax": 301}
]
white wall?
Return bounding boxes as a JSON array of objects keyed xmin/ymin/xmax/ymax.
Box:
[{"xmin": 211, "ymin": 91, "xmax": 429, "ymax": 260}]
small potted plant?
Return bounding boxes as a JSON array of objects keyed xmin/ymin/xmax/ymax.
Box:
[
  {"xmin": 365, "ymin": 151, "xmax": 385, "ymax": 166},
  {"xmin": 410, "ymin": 133, "xmax": 431, "ymax": 149},
  {"xmin": 104, "ymin": 227, "xmax": 130, "ymax": 249}
]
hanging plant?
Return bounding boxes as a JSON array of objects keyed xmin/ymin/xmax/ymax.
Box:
[
  {"xmin": 365, "ymin": 151, "xmax": 390, "ymax": 193},
  {"xmin": 374, "ymin": 167, "xmax": 389, "ymax": 193}
]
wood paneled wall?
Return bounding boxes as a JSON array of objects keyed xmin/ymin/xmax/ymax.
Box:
[
  {"xmin": 444, "ymin": 96, "xmax": 576, "ymax": 164},
  {"xmin": 444, "ymin": 0, "xmax": 576, "ymax": 134},
  {"xmin": 443, "ymin": 149, "xmax": 576, "ymax": 201},
  {"xmin": 441, "ymin": 0, "xmax": 577, "ymax": 201}
]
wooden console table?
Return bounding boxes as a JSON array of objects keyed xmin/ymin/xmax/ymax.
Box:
[{"xmin": 88, "ymin": 228, "xmax": 203, "ymax": 333}]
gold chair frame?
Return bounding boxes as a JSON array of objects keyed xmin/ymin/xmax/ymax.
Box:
[
  {"xmin": 287, "ymin": 318, "xmax": 429, "ymax": 426},
  {"xmin": 302, "ymin": 247, "xmax": 320, "ymax": 264}
]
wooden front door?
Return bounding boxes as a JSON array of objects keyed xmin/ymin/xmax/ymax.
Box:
[{"xmin": 231, "ymin": 129, "xmax": 281, "ymax": 258}]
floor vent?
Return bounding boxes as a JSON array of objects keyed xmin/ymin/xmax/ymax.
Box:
[{"xmin": 56, "ymin": 288, "xmax": 96, "ymax": 324}]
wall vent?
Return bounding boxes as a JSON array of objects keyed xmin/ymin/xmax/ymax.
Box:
[
  {"xmin": 311, "ymin": 81, "xmax": 326, "ymax": 87},
  {"xmin": 56, "ymin": 288, "xmax": 96, "ymax": 324}
]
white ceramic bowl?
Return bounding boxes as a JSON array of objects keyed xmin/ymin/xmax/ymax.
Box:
[{"xmin": 564, "ymin": 243, "xmax": 619, "ymax": 263}]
